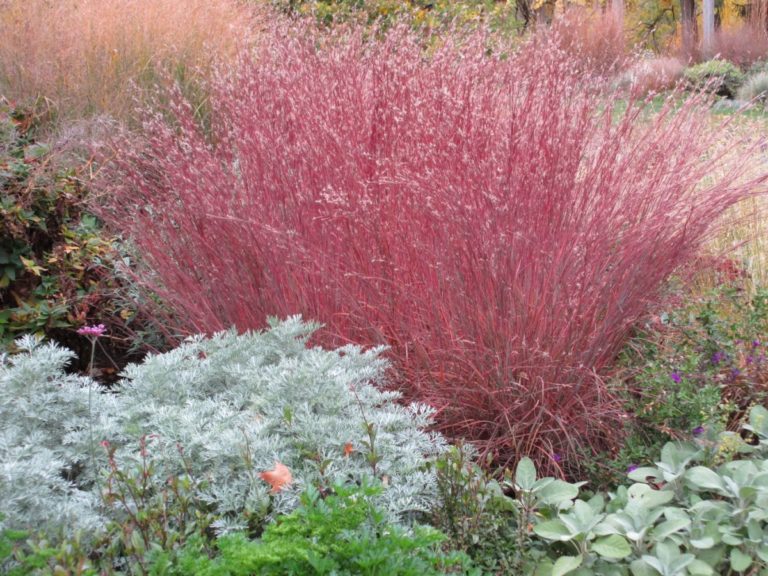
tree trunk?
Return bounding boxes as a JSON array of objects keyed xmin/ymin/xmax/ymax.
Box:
[
  {"xmin": 516, "ymin": 0, "xmax": 533, "ymax": 29},
  {"xmin": 702, "ymin": 0, "xmax": 715, "ymax": 57},
  {"xmin": 680, "ymin": 0, "xmax": 697, "ymax": 59},
  {"xmin": 612, "ymin": 0, "xmax": 625, "ymax": 28}
]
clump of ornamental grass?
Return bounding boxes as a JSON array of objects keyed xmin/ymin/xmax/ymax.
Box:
[
  {"xmin": 94, "ymin": 21, "xmax": 768, "ymax": 475},
  {"xmin": 547, "ymin": 9, "xmax": 629, "ymax": 75},
  {"xmin": 714, "ymin": 24, "xmax": 768, "ymax": 69},
  {"xmin": 619, "ymin": 56, "xmax": 685, "ymax": 95},
  {"xmin": 738, "ymin": 71, "xmax": 768, "ymax": 103},
  {"xmin": 701, "ymin": 116, "xmax": 768, "ymax": 288},
  {"xmin": 0, "ymin": 0, "xmax": 259, "ymax": 127}
]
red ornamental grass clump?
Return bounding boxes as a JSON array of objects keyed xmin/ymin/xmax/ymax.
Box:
[
  {"xmin": 713, "ymin": 25, "xmax": 768, "ymax": 68},
  {"xmin": 97, "ymin": 23, "xmax": 767, "ymax": 474},
  {"xmin": 548, "ymin": 9, "xmax": 628, "ymax": 75}
]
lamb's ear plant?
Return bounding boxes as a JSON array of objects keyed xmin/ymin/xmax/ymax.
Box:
[
  {"xmin": 511, "ymin": 457, "xmax": 631, "ymax": 576},
  {"xmin": 519, "ymin": 405, "xmax": 768, "ymax": 576},
  {"xmin": 627, "ymin": 442, "xmax": 701, "ymax": 499},
  {"xmin": 743, "ymin": 405, "xmax": 768, "ymax": 450}
]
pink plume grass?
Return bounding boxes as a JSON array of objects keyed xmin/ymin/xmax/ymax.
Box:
[{"xmin": 96, "ymin": 22, "xmax": 768, "ymax": 474}]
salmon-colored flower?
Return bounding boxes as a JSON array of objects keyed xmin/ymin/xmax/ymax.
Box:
[
  {"xmin": 259, "ymin": 461, "xmax": 292, "ymax": 494},
  {"xmin": 343, "ymin": 442, "xmax": 354, "ymax": 458}
]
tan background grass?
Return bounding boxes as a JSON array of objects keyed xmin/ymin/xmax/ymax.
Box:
[
  {"xmin": 0, "ymin": 0, "xmax": 259, "ymax": 123},
  {"xmin": 702, "ymin": 113, "xmax": 768, "ymax": 289}
]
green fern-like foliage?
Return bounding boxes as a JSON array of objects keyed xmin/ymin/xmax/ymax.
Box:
[
  {"xmin": 0, "ymin": 317, "xmax": 446, "ymax": 542},
  {"xmin": 151, "ymin": 483, "xmax": 474, "ymax": 576}
]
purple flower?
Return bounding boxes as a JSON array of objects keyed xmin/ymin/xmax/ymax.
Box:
[
  {"xmin": 753, "ymin": 340, "xmax": 761, "ymax": 348},
  {"xmin": 627, "ymin": 464, "xmax": 639, "ymax": 473},
  {"xmin": 692, "ymin": 426, "xmax": 705, "ymax": 437},
  {"xmin": 731, "ymin": 368, "xmax": 741, "ymax": 379},
  {"xmin": 670, "ymin": 371, "xmax": 682, "ymax": 384},
  {"xmin": 77, "ymin": 324, "xmax": 106, "ymax": 338},
  {"xmin": 711, "ymin": 351, "xmax": 726, "ymax": 366},
  {"xmin": 747, "ymin": 355, "xmax": 754, "ymax": 365},
  {"xmin": 551, "ymin": 453, "xmax": 563, "ymax": 463}
]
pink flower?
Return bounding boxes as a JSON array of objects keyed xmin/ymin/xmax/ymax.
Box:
[{"xmin": 77, "ymin": 324, "xmax": 106, "ymax": 337}]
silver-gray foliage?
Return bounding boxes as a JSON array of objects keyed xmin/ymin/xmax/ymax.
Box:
[
  {"xmin": 0, "ymin": 317, "xmax": 446, "ymax": 539},
  {"xmin": 0, "ymin": 335, "xmax": 109, "ymax": 537}
]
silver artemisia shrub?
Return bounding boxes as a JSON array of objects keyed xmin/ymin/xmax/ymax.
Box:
[
  {"xmin": 0, "ymin": 317, "xmax": 446, "ymax": 541},
  {"xmin": 0, "ymin": 335, "xmax": 109, "ymax": 537}
]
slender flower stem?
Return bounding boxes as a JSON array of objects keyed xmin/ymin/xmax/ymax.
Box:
[
  {"xmin": 87, "ymin": 337, "xmax": 98, "ymax": 482},
  {"xmin": 78, "ymin": 324, "xmax": 106, "ymax": 483}
]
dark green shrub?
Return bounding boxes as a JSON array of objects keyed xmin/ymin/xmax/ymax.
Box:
[
  {"xmin": 684, "ymin": 59, "xmax": 745, "ymax": 98},
  {"xmin": 431, "ymin": 445, "xmax": 520, "ymax": 573},
  {"xmin": 625, "ymin": 281, "xmax": 768, "ymax": 432},
  {"xmin": 149, "ymin": 483, "xmax": 476, "ymax": 576},
  {"xmin": 587, "ymin": 276, "xmax": 768, "ymax": 489},
  {"xmin": 0, "ymin": 101, "xmax": 154, "ymax": 366},
  {"xmin": 97, "ymin": 437, "xmax": 218, "ymax": 574}
]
